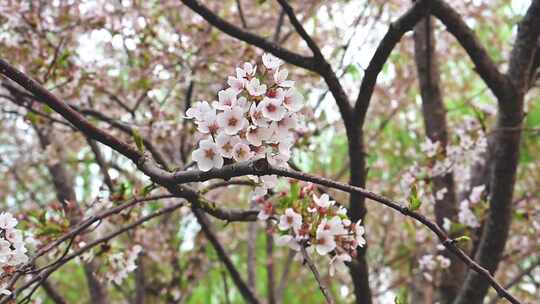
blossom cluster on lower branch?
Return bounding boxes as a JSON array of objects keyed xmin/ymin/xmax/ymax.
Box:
[
  {"xmin": 258, "ymin": 182, "xmax": 366, "ymax": 276},
  {"xmin": 0, "ymin": 212, "xmax": 29, "ymax": 295}
]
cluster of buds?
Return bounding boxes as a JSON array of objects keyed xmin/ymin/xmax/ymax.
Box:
[
  {"xmin": 258, "ymin": 183, "xmax": 365, "ymax": 276},
  {"xmin": 0, "ymin": 212, "xmax": 29, "ymax": 295},
  {"xmin": 186, "ymin": 53, "xmax": 303, "ymax": 197}
]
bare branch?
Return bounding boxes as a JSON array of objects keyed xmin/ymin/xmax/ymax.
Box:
[
  {"xmin": 431, "ymin": 0, "xmax": 512, "ymax": 103},
  {"xmin": 275, "ymin": 0, "xmax": 324, "ymax": 60},
  {"xmin": 300, "ymin": 245, "xmax": 334, "ymax": 304},
  {"xmin": 354, "ymin": 0, "xmax": 430, "ymax": 122},
  {"xmin": 192, "ymin": 208, "xmax": 260, "ymax": 304},
  {"xmin": 179, "ymin": 0, "xmax": 316, "ymax": 71}
]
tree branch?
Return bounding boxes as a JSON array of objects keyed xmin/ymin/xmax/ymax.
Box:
[
  {"xmin": 430, "ymin": 0, "xmax": 512, "ymax": 103},
  {"xmin": 1, "ymin": 202, "xmax": 186, "ymax": 304},
  {"xmin": 300, "ymin": 245, "xmax": 334, "ymax": 304},
  {"xmin": 354, "ymin": 0, "xmax": 430, "ymax": 122},
  {"xmin": 179, "ymin": 0, "xmax": 316, "ymax": 71},
  {"xmin": 452, "ymin": 1, "xmax": 540, "ymax": 303},
  {"xmin": 275, "ymin": 0, "xmax": 324, "ymax": 60},
  {"xmin": 192, "ymin": 208, "xmax": 260, "ymax": 304},
  {"xmin": 413, "ymin": 14, "xmax": 465, "ymax": 303}
]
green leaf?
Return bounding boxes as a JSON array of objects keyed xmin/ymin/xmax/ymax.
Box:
[
  {"xmin": 141, "ymin": 183, "xmax": 156, "ymax": 197},
  {"xmin": 132, "ymin": 128, "xmax": 145, "ymax": 152},
  {"xmin": 408, "ymin": 184, "xmax": 422, "ymax": 211},
  {"xmin": 394, "ymin": 287, "xmax": 408, "ymax": 304},
  {"xmin": 345, "ymin": 64, "xmax": 361, "ymax": 80},
  {"xmin": 454, "ymin": 235, "xmax": 471, "ymax": 243},
  {"xmin": 25, "ymin": 112, "xmax": 38, "ymax": 124}
]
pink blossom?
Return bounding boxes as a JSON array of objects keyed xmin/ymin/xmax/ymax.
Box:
[
  {"xmin": 192, "ymin": 139, "xmax": 224, "ymax": 171},
  {"xmin": 260, "ymin": 97, "xmax": 285, "ymax": 121}
]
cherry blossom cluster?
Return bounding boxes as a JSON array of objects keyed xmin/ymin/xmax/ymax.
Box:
[
  {"xmin": 106, "ymin": 245, "xmax": 142, "ymax": 285},
  {"xmin": 401, "ymin": 120, "xmax": 488, "ymax": 229},
  {"xmin": 186, "ymin": 53, "xmax": 303, "ymax": 196},
  {"xmin": 258, "ymin": 183, "xmax": 366, "ymax": 276},
  {"xmin": 418, "ymin": 252, "xmax": 451, "ymax": 282},
  {"xmin": 0, "ymin": 212, "xmax": 29, "ymax": 295}
]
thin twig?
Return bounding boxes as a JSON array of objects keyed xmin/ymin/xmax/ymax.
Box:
[{"xmin": 300, "ymin": 245, "xmax": 334, "ymax": 304}]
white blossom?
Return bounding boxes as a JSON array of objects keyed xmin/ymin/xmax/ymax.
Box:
[
  {"xmin": 192, "ymin": 139, "xmax": 224, "ymax": 171},
  {"xmin": 458, "ymin": 200, "xmax": 479, "ymax": 228},
  {"xmin": 274, "ymin": 68, "xmax": 294, "ymax": 87},
  {"xmin": 315, "ymin": 229, "xmax": 336, "ymax": 255},
  {"xmin": 313, "ymin": 193, "xmax": 335, "ymax": 209},
  {"xmin": 232, "ymin": 142, "xmax": 253, "ymax": 162},
  {"xmin": 215, "ymin": 134, "xmax": 241, "ymax": 158},
  {"xmin": 214, "ymin": 88, "xmax": 237, "ymax": 110},
  {"xmin": 262, "ymin": 53, "xmax": 282, "ymax": 70},
  {"xmin": 283, "ymin": 88, "xmax": 303, "ymax": 112},
  {"xmin": 260, "ymin": 97, "xmax": 286, "ymax": 121},
  {"xmin": 246, "ymin": 78, "xmax": 266, "ymax": 96},
  {"xmin": 278, "ymin": 208, "xmax": 302, "ymax": 232},
  {"xmin": 217, "ymin": 107, "xmax": 248, "ymax": 135},
  {"xmin": 421, "ymin": 138, "xmax": 440, "ymax": 158}
]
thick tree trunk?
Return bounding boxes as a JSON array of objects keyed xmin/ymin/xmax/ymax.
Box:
[{"xmin": 413, "ymin": 16, "xmax": 466, "ymax": 304}]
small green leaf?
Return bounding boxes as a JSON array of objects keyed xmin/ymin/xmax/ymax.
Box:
[
  {"xmin": 25, "ymin": 112, "xmax": 38, "ymax": 124},
  {"xmin": 394, "ymin": 287, "xmax": 408, "ymax": 304},
  {"xmin": 141, "ymin": 183, "xmax": 156, "ymax": 197},
  {"xmin": 454, "ymin": 235, "xmax": 471, "ymax": 243},
  {"xmin": 408, "ymin": 184, "xmax": 422, "ymax": 211},
  {"xmin": 132, "ymin": 128, "xmax": 145, "ymax": 152},
  {"xmin": 345, "ymin": 64, "xmax": 361, "ymax": 80}
]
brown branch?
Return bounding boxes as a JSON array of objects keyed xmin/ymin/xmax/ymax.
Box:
[
  {"xmin": 0, "ymin": 58, "xmax": 142, "ymax": 163},
  {"xmin": 2, "ymin": 195, "xmax": 174, "ymax": 297},
  {"xmin": 181, "ymin": 0, "xmax": 353, "ymax": 123},
  {"xmin": 137, "ymin": 158, "xmax": 523, "ymax": 303},
  {"xmin": 413, "ymin": 15, "xmax": 465, "ymax": 303},
  {"xmin": 235, "ymin": 0, "xmax": 248, "ymax": 29},
  {"xmin": 192, "ymin": 208, "xmax": 260, "ymax": 304},
  {"xmin": 266, "ymin": 222, "xmax": 276, "ymax": 304},
  {"xmin": 507, "ymin": 0, "xmax": 540, "ymax": 94},
  {"xmin": 275, "ymin": 249, "xmax": 295, "ymax": 304},
  {"xmin": 452, "ymin": 1, "xmax": 540, "ymax": 303},
  {"xmin": 40, "ymin": 280, "xmax": 67, "ymax": 304},
  {"xmin": 300, "ymin": 245, "xmax": 334, "ymax": 304},
  {"xmin": 354, "ymin": 0, "xmax": 430, "ymax": 122},
  {"xmin": 1, "ymin": 202, "xmax": 186, "ymax": 304},
  {"xmin": 273, "ymin": 9, "xmax": 285, "ymax": 43},
  {"xmin": 487, "ymin": 256, "xmax": 540, "ymax": 304},
  {"xmin": 275, "ymin": 0, "xmax": 324, "ymax": 60},
  {"xmin": 430, "ymin": 0, "xmax": 512, "ymax": 103},
  {"xmin": 179, "ymin": 0, "xmax": 316, "ymax": 71},
  {"xmin": 86, "ymin": 138, "xmax": 115, "ymax": 192},
  {"xmin": 247, "ymin": 200, "xmax": 257, "ymax": 291}
]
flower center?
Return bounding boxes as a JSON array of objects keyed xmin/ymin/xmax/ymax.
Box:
[
  {"xmin": 228, "ymin": 117, "xmax": 238, "ymax": 127},
  {"xmin": 253, "ymin": 111, "xmax": 263, "ymax": 120},
  {"xmin": 266, "ymin": 103, "xmax": 276, "ymax": 113},
  {"xmin": 267, "ymin": 90, "xmax": 277, "ymax": 98},
  {"xmin": 236, "ymin": 148, "xmax": 246, "ymax": 158},
  {"xmin": 222, "ymin": 142, "xmax": 233, "ymax": 152},
  {"xmin": 204, "ymin": 148, "xmax": 215, "ymax": 159}
]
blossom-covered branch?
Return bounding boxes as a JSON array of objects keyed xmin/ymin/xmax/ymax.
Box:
[
  {"xmin": 1, "ymin": 202, "xmax": 186, "ymax": 303},
  {"xmin": 0, "ymin": 53, "xmax": 522, "ymax": 303}
]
